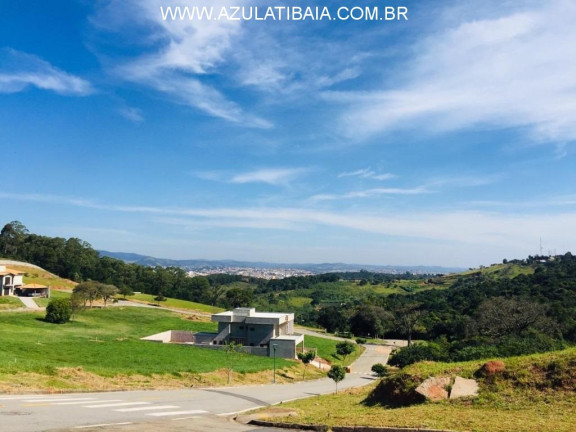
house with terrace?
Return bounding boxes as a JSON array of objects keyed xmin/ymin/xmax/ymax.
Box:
[
  {"xmin": 0, "ymin": 265, "xmax": 24, "ymax": 296},
  {"xmin": 142, "ymin": 307, "xmax": 305, "ymax": 359},
  {"xmin": 0, "ymin": 265, "xmax": 50, "ymax": 298}
]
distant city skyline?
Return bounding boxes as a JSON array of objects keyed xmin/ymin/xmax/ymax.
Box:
[{"xmin": 2, "ymin": 1, "xmax": 576, "ymax": 268}]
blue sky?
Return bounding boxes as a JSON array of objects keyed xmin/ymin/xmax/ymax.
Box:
[{"xmin": 1, "ymin": 0, "xmax": 576, "ymax": 267}]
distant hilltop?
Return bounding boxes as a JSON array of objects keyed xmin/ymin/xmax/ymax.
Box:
[{"xmin": 98, "ymin": 250, "xmax": 465, "ymax": 275}]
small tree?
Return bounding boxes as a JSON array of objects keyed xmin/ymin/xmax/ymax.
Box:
[
  {"xmin": 73, "ymin": 281, "xmax": 101, "ymax": 308},
  {"xmin": 225, "ymin": 342, "xmax": 243, "ymax": 384},
  {"xmin": 45, "ymin": 298, "xmax": 72, "ymax": 324},
  {"xmin": 335, "ymin": 341, "xmax": 356, "ymax": 362},
  {"xmin": 297, "ymin": 350, "xmax": 316, "ymax": 380},
  {"xmin": 98, "ymin": 284, "xmax": 118, "ymax": 307},
  {"xmin": 154, "ymin": 292, "xmax": 166, "ymax": 306},
  {"xmin": 118, "ymin": 285, "xmax": 134, "ymax": 299},
  {"xmin": 371, "ymin": 363, "xmax": 389, "ymax": 378},
  {"xmin": 327, "ymin": 365, "xmax": 346, "ymax": 393}
]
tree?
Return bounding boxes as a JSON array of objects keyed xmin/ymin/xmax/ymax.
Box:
[
  {"xmin": 349, "ymin": 305, "xmax": 392, "ymax": 338},
  {"xmin": 224, "ymin": 287, "xmax": 253, "ymax": 308},
  {"xmin": 73, "ymin": 281, "xmax": 101, "ymax": 308},
  {"xmin": 98, "ymin": 284, "xmax": 118, "ymax": 307},
  {"xmin": 224, "ymin": 342, "xmax": 243, "ymax": 384},
  {"xmin": 154, "ymin": 292, "xmax": 167, "ymax": 306},
  {"xmin": 394, "ymin": 304, "xmax": 424, "ymax": 346},
  {"xmin": 474, "ymin": 297, "xmax": 554, "ymax": 339},
  {"xmin": 297, "ymin": 350, "xmax": 316, "ymax": 380},
  {"xmin": 45, "ymin": 298, "xmax": 72, "ymax": 324},
  {"xmin": 371, "ymin": 363, "xmax": 389, "ymax": 378},
  {"xmin": 335, "ymin": 341, "xmax": 356, "ymax": 362},
  {"xmin": 327, "ymin": 365, "xmax": 346, "ymax": 393},
  {"xmin": 118, "ymin": 285, "xmax": 134, "ymax": 299},
  {"xmin": 0, "ymin": 220, "xmax": 29, "ymax": 256}
]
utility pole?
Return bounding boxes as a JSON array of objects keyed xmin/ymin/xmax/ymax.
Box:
[{"xmin": 272, "ymin": 344, "xmax": 278, "ymax": 384}]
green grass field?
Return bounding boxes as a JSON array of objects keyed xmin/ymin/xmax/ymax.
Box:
[
  {"xmin": 0, "ymin": 307, "xmax": 290, "ymax": 381},
  {"xmin": 0, "ymin": 296, "xmax": 24, "ymax": 310},
  {"xmin": 129, "ymin": 293, "xmax": 223, "ymax": 314},
  {"xmin": 303, "ymin": 335, "xmax": 364, "ymax": 366}
]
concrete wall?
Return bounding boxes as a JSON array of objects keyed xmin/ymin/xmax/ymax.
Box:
[{"xmin": 270, "ymin": 339, "xmax": 297, "ymax": 359}]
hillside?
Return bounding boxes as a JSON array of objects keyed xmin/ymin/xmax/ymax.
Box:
[
  {"xmin": 267, "ymin": 348, "xmax": 576, "ymax": 432},
  {"xmin": 0, "ymin": 260, "xmax": 76, "ymax": 291}
]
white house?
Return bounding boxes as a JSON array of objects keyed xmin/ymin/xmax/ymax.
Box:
[{"xmin": 0, "ymin": 265, "xmax": 24, "ymax": 296}]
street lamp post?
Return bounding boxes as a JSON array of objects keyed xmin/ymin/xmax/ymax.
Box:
[{"xmin": 272, "ymin": 344, "xmax": 278, "ymax": 384}]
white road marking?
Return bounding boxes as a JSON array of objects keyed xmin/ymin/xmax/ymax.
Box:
[
  {"xmin": 147, "ymin": 409, "xmax": 208, "ymax": 417},
  {"xmin": 84, "ymin": 402, "xmax": 150, "ymax": 408},
  {"xmin": 22, "ymin": 398, "xmax": 93, "ymax": 403},
  {"xmin": 51, "ymin": 399, "xmax": 100, "ymax": 405},
  {"xmin": 75, "ymin": 422, "xmax": 133, "ymax": 429},
  {"xmin": 115, "ymin": 405, "xmax": 179, "ymax": 412}
]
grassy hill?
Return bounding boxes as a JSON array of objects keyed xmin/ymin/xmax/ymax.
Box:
[{"xmin": 264, "ymin": 348, "xmax": 576, "ymax": 432}]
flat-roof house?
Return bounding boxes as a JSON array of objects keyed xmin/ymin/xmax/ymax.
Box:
[
  {"xmin": 207, "ymin": 307, "xmax": 304, "ymax": 358},
  {"xmin": 143, "ymin": 307, "xmax": 304, "ymax": 359}
]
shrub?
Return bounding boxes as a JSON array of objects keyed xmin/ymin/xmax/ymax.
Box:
[
  {"xmin": 371, "ymin": 363, "xmax": 389, "ymax": 377},
  {"xmin": 45, "ymin": 298, "xmax": 72, "ymax": 324},
  {"xmin": 388, "ymin": 342, "xmax": 447, "ymax": 368}
]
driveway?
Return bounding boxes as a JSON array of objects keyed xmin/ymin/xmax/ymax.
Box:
[{"xmin": 17, "ymin": 296, "xmax": 41, "ymax": 310}]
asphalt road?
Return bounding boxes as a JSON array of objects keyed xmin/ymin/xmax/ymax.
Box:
[{"xmin": 0, "ymin": 344, "xmax": 394, "ymax": 432}]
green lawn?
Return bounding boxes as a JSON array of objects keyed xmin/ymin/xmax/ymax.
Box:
[
  {"xmin": 34, "ymin": 290, "xmax": 71, "ymax": 307},
  {"xmin": 0, "ymin": 296, "xmax": 24, "ymax": 310},
  {"xmin": 303, "ymin": 335, "xmax": 364, "ymax": 366},
  {"xmin": 0, "ymin": 307, "xmax": 289, "ymax": 377},
  {"xmin": 128, "ymin": 293, "xmax": 223, "ymax": 314}
]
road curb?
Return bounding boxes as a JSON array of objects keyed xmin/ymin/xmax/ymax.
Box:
[{"xmin": 247, "ymin": 419, "xmax": 457, "ymax": 432}]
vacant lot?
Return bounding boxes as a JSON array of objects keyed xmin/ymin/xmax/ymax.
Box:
[{"xmin": 0, "ymin": 307, "xmax": 322, "ymax": 392}]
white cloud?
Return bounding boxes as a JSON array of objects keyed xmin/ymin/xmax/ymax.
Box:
[
  {"xmin": 194, "ymin": 167, "xmax": 309, "ymax": 186},
  {"xmin": 332, "ymin": 0, "xmax": 576, "ymax": 146},
  {"xmin": 310, "ymin": 187, "xmax": 429, "ymax": 201},
  {"xmin": 338, "ymin": 168, "xmax": 396, "ymax": 181},
  {"xmin": 230, "ymin": 168, "xmax": 309, "ymax": 186},
  {"xmin": 117, "ymin": 106, "xmax": 144, "ymax": 123},
  {"xmin": 0, "ymin": 48, "xmax": 93, "ymax": 96},
  {"xmin": 3, "ymin": 190, "xmax": 576, "ymax": 265},
  {"xmin": 91, "ymin": 0, "xmax": 270, "ymax": 128}
]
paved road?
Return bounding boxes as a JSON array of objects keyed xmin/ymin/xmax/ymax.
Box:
[{"xmin": 0, "ymin": 345, "xmax": 387, "ymax": 432}]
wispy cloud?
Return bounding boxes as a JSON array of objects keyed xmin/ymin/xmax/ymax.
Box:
[
  {"xmin": 91, "ymin": 0, "xmax": 271, "ymax": 128},
  {"xmin": 194, "ymin": 167, "xmax": 309, "ymax": 186},
  {"xmin": 3, "ymin": 191, "xmax": 576, "ymax": 253},
  {"xmin": 0, "ymin": 48, "xmax": 93, "ymax": 96},
  {"xmin": 310, "ymin": 186, "xmax": 430, "ymax": 202},
  {"xmin": 331, "ymin": 0, "xmax": 576, "ymax": 146},
  {"xmin": 230, "ymin": 168, "xmax": 309, "ymax": 186},
  {"xmin": 338, "ymin": 168, "xmax": 396, "ymax": 181},
  {"xmin": 117, "ymin": 106, "xmax": 144, "ymax": 123},
  {"xmin": 0, "ymin": 192, "xmax": 576, "ymax": 252}
]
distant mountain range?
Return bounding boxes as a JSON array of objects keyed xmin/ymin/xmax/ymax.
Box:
[{"xmin": 98, "ymin": 250, "xmax": 465, "ymax": 275}]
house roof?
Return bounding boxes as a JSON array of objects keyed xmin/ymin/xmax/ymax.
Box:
[
  {"xmin": 21, "ymin": 284, "xmax": 48, "ymax": 289},
  {"xmin": 212, "ymin": 308, "xmax": 294, "ymax": 325},
  {"xmin": 0, "ymin": 267, "xmax": 25, "ymax": 276}
]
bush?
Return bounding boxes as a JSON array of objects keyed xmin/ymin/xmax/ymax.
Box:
[
  {"xmin": 388, "ymin": 342, "xmax": 448, "ymax": 368},
  {"xmin": 371, "ymin": 363, "xmax": 389, "ymax": 377},
  {"xmin": 356, "ymin": 337, "xmax": 367, "ymax": 344},
  {"xmin": 45, "ymin": 298, "xmax": 72, "ymax": 324}
]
